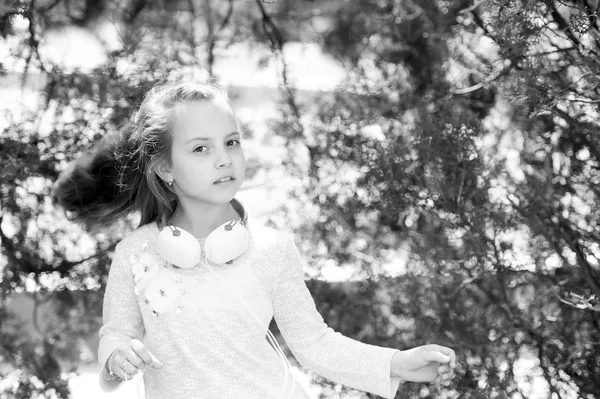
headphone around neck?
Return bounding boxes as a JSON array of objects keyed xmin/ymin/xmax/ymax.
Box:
[{"xmin": 157, "ymin": 198, "xmax": 249, "ymax": 267}]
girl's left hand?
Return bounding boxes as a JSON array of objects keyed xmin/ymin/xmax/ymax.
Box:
[{"xmin": 391, "ymin": 344, "xmax": 456, "ymax": 386}]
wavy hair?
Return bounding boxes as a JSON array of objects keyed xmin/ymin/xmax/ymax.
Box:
[{"xmin": 52, "ymin": 80, "xmax": 229, "ymax": 228}]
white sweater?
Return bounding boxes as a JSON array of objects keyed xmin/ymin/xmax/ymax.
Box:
[{"xmin": 98, "ymin": 220, "xmax": 401, "ymax": 399}]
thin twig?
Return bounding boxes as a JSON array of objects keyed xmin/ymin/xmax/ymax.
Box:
[{"xmin": 254, "ymin": 0, "xmax": 304, "ymax": 140}]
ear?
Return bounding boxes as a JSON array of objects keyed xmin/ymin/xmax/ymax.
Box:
[{"xmin": 154, "ymin": 162, "xmax": 173, "ymax": 184}]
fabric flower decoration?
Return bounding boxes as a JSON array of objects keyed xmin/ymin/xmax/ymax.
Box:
[
  {"xmin": 144, "ymin": 276, "xmax": 181, "ymax": 315},
  {"xmin": 132, "ymin": 252, "xmax": 161, "ymax": 294}
]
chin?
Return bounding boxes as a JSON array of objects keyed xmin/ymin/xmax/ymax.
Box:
[
  {"xmin": 181, "ymin": 191, "xmax": 233, "ymax": 206},
  {"xmin": 187, "ymin": 179, "xmax": 243, "ymax": 203},
  {"xmin": 210, "ymin": 187, "xmax": 240, "ymax": 203}
]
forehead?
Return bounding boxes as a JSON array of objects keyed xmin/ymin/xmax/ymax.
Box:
[{"xmin": 170, "ymin": 99, "xmax": 238, "ymax": 140}]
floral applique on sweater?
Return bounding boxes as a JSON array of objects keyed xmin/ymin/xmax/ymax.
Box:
[{"xmin": 130, "ymin": 245, "xmax": 182, "ymax": 316}]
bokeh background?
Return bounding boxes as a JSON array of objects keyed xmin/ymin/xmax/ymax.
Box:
[{"xmin": 1, "ymin": 0, "xmax": 599, "ymax": 398}]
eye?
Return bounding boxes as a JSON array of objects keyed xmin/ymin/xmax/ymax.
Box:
[
  {"xmin": 193, "ymin": 145, "xmax": 208, "ymax": 153},
  {"xmin": 226, "ymin": 139, "xmax": 240, "ymax": 147}
]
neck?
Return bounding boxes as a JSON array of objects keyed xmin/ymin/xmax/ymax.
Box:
[{"xmin": 168, "ymin": 199, "xmax": 240, "ymax": 239}]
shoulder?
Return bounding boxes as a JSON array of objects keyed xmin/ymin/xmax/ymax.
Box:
[
  {"xmin": 247, "ymin": 220, "xmax": 293, "ymax": 254},
  {"xmin": 246, "ymin": 221, "xmax": 303, "ymax": 285},
  {"xmin": 113, "ymin": 221, "xmax": 159, "ymax": 255},
  {"xmin": 106, "ymin": 222, "xmax": 158, "ymax": 275}
]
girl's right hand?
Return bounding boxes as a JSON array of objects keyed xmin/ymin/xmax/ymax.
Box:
[{"xmin": 108, "ymin": 339, "xmax": 164, "ymax": 381}]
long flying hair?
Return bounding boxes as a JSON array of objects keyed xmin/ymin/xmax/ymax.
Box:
[{"xmin": 52, "ymin": 80, "xmax": 229, "ymax": 228}]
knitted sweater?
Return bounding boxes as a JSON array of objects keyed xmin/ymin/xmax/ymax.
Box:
[{"xmin": 98, "ymin": 220, "xmax": 401, "ymax": 399}]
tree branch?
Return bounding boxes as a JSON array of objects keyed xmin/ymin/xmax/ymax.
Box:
[
  {"xmin": 254, "ymin": 0, "xmax": 304, "ymax": 140},
  {"xmin": 549, "ymin": 1, "xmax": 585, "ymax": 52},
  {"xmin": 186, "ymin": 0, "xmax": 201, "ymax": 70}
]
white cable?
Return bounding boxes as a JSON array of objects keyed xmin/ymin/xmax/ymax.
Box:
[
  {"xmin": 136, "ymin": 369, "xmax": 145, "ymax": 399},
  {"xmin": 199, "ymin": 252, "xmax": 297, "ymax": 399}
]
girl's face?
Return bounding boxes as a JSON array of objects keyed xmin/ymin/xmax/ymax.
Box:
[{"xmin": 164, "ymin": 98, "xmax": 246, "ymax": 206}]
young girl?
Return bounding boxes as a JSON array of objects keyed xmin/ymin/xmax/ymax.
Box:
[{"xmin": 53, "ymin": 80, "xmax": 456, "ymax": 399}]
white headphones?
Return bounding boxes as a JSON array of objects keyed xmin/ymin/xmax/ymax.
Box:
[
  {"xmin": 154, "ymin": 199, "xmax": 301, "ymax": 398},
  {"xmin": 157, "ymin": 198, "xmax": 249, "ymax": 267}
]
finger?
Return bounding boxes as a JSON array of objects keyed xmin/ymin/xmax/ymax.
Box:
[
  {"xmin": 124, "ymin": 348, "xmax": 146, "ymax": 371},
  {"xmin": 439, "ymin": 364, "xmax": 454, "ymax": 374},
  {"xmin": 435, "ymin": 376, "xmax": 446, "ymax": 386},
  {"xmin": 437, "ymin": 345, "xmax": 457, "ymax": 368},
  {"xmin": 121, "ymin": 357, "xmax": 140, "ymax": 377},
  {"xmin": 430, "ymin": 345, "xmax": 456, "ymax": 363},
  {"xmin": 423, "ymin": 350, "xmax": 451, "ymax": 364},
  {"xmin": 110, "ymin": 351, "xmax": 127, "ymax": 380},
  {"xmin": 148, "ymin": 350, "xmax": 164, "ymax": 369},
  {"xmin": 130, "ymin": 339, "xmax": 154, "ymax": 369},
  {"xmin": 115, "ymin": 359, "xmax": 133, "ymax": 381},
  {"xmin": 434, "ymin": 375, "xmax": 449, "ymax": 387},
  {"xmin": 441, "ymin": 370, "xmax": 454, "ymax": 384},
  {"xmin": 447, "ymin": 348, "xmax": 456, "ymax": 368},
  {"xmin": 440, "ymin": 369, "xmax": 454, "ymax": 379},
  {"xmin": 430, "ymin": 345, "xmax": 457, "ymax": 367},
  {"xmin": 131, "ymin": 339, "xmax": 164, "ymax": 369},
  {"xmin": 437, "ymin": 364, "xmax": 452, "ymax": 381}
]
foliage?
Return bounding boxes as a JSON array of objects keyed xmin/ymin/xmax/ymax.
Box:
[{"xmin": 269, "ymin": 0, "xmax": 600, "ymax": 397}]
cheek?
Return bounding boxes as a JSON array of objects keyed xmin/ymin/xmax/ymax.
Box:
[
  {"xmin": 171, "ymin": 154, "xmax": 206, "ymax": 182},
  {"xmin": 169, "ymin": 157, "xmax": 187, "ymax": 179},
  {"xmin": 235, "ymin": 148, "xmax": 246, "ymax": 165},
  {"xmin": 237, "ymin": 156, "xmax": 246, "ymax": 176}
]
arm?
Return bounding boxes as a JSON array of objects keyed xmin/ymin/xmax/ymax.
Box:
[
  {"xmin": 97, "ymin": 239, "xmax": 145, "ymax": 390},
  {"xmin": 272, "ymin": 234, "xmax": 402, "ymax": 399}
]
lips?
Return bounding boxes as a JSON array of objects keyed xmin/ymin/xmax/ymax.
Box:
[{"xmin": 214, "ymin": 176, "xmax": 234, "ymax": 184}]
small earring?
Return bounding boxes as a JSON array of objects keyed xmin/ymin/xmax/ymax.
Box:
[{"xmin": 167, "ymin": 178, "xmax": 174, "ymax": 187}]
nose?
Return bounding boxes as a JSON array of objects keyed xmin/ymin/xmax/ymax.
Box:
[{"xmin": 215, "ymin": 147, "xmax": 232, "ymax": 168}]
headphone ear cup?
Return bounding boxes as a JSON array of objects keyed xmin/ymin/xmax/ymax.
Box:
[
  {"xmin": 205, "ymin": 222, "xmax": 249, "ymax": 264},
  {"xmin": 157, "ymin": 227, "xmax": 202, "ymax": 268}
]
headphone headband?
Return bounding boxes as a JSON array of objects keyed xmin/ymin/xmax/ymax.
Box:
[{"xmin": 230, "ymin": 198, "xmax": 248, "ymax": 226}]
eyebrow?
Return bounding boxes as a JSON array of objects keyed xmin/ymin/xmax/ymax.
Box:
[{"xmin": 185, "ymin": 131, "xmax": 240, "ymax": 144}]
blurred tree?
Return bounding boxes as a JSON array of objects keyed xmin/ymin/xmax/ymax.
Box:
[
  {"xmin": 267, "ymin": 0, "xmax": 600, "ymax": 397},
  {"xmin": 1, "ymin": 0, "xmax": 599, "ymax": 398}
]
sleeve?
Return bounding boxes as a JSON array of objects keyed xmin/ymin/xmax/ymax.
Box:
[
  {"xmin": 97, "ymin": 239, "xmax": 145, "ymax": 382},
  {"xmin": 272, "ymin": 233, "xmax": 402, "ymax": 399}
]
